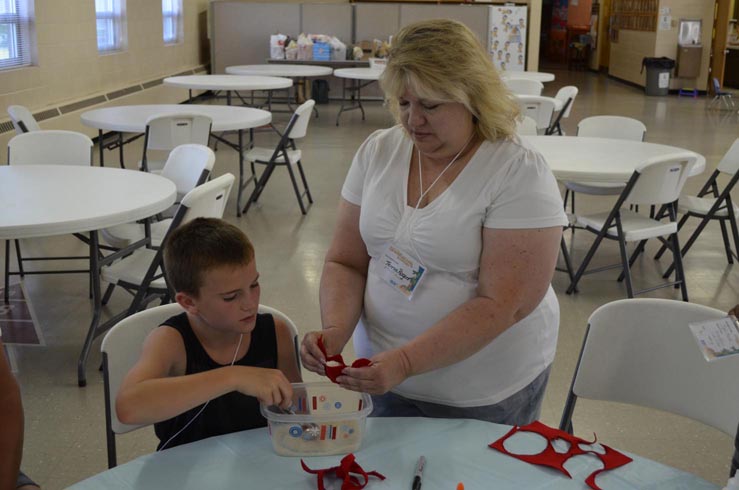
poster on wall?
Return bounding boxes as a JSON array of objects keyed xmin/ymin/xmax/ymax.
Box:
[
  {"xmin": 489, "ymin": 6, "xmax": 527, "ymax": 72},
  {"xmin": 551, "ymin": 0, "xmax": 568, "ymax": 32}
]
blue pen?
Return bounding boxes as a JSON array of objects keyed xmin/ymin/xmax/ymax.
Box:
[{"xmin": 412, "ymin": 456, "xmax": 426, "ymax": 490}]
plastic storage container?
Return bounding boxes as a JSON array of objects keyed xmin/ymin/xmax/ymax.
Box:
[{"xmin": 260, "ymin": 382, "xmax": 372, "ymax": 457}]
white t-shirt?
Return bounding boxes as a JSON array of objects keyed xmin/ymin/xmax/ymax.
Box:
[{"xmin": 341, "ymin": 125, "xmax": 569, "ymax": 407}]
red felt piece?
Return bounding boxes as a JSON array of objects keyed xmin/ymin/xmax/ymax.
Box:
[
  {"xmin": 301, "ymin": 453, "xmax": 386, "ymax": 490},
  {"xmin": 489, "ymin": 421, "xmax": 632, "ymax": 490},
  {"xmin": 317, "ymin": 336, "xmax": 372, "ymax": 384}
]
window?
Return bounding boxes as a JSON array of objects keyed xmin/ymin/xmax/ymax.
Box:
[
  {"xmin": 0, "ymin": 0, "xmax": 32, "ymax": 70},
  {"xmin": 95, "ymin": 0, "xmax": 126, "ymax": 53},
  {"xmin": 162, "ymin": 0, "xmax": 182, "ymax": 44}
]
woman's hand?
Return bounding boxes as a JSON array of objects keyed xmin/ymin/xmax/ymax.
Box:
[
  {"xmin": 300, "ymin": 331, "xmax": 326, "ymax": 375},
  {"xmin": 300, "ymin": 327, "xmax": 348, "ymax": 376},
  {"xmin": 337, "ymin": 348, "xmax": 412, "ymax": 395}
]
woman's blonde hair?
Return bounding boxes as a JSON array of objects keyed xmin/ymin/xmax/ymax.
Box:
[{"xmin": 381, "ymin": 19, "xmax": 520, "ymax": 141}]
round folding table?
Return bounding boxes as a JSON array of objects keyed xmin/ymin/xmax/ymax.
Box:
[
  {"xmin": 0, "ymin": 165, "xmax": 176, "ymax": 386},
  {"xmin": 226, "ymin": 65, "xmax": 334, "ymax": 116},
  {"xmin": 525, "ymin": 136, "xmax": 706, "ymax": 182},
  {"xmin": 500, "ymin": 71, "xmax": 555, "ymax": 82},
  {"xmin": 67, "ymin": 417, "xmax": 718, "ymax": 489},
  {"xmin": 333, "ymin": 68, "xmax": 384, "ymax": 126},
  {"xmin": 81, "ymin": 105, "xmax": 272, "ymax": 216},
  {"xmin": 163, "ymin": 74, "xmax": 292, "ymax": 106}
]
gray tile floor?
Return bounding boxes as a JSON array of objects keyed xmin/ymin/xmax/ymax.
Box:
[{"xmin": 7, "ymin": 68, "xmax": 739, "ymax": 488}]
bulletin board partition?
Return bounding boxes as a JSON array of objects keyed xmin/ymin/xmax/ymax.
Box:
[{"xmin": 210, "ymin": 1, "xmax": 526, "ymax": 100}]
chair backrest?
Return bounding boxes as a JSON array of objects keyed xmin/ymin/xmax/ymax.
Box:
[
  {"xmin": 515, "ymin": 116, "xmax": 538, "ymax": 136},
  {"xmin": 504, "ymin": 78, "xmax": 544, "ymax": 96},
  {"xmin": 102, "ymin": 303, "xmax": 184, "ymax": 437},
  {"xmin": 101, "ymin": 301, "xmax": 300, "ymax": 466},
  {"xmin": 577, "ymin": 115, "xmax": 646, "ymax": 141},
  {"xmin": 160, "ymin": 144, "xmax": 216, "ymax": 200},
  {"xmin": 286, "ymin": 99, "xmax": 316, "ymax": 140},
  {"xmin": 8, "ymin": 130, "xmax": 93, "ymax": 166},
  {"xmin": 515, "ymin": 96, "xmax": 556, "ymax": 132},
  {"xmin": 626, "ymin": 151, "xmax": 697, "ymax": 206},
  {"xmin": 713, "ymin": 77, "xmax": 721, "ymax": 93},
  {"xmin": 716, "ymin": 138, "xmax": 739, "ymax": 175},
  {"xmin": 177, "ymin": 173, "xmax": 234, "ymax": 226},
  {"xmin": 144, "ymin": 113, "xmax": 212, "ymax": 152},
  {"xmin": 565, "ymin": 298, "xmax": 739, "ymax": 437},
  {"xmin": 7, "ymin": 105, "xmax": 40, "ymax": 133},
  {"xmin": 554, "ymin": 86, "xmax": 578, "ymax": 118},
  {"xmin": 257, "ymin": 304, "xmax": 301, "ymax": 374}
]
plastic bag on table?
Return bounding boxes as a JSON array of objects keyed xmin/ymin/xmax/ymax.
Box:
[
  {"xmin": 297, "ymin": 33, "xmax": 313, "ymax": 61},
  {"xmin": 270, "ymin": 33, "xmax": 287, "ymax": 59},
  {"xmin": 330, "ymin": 36, "xmax": 347, "ymax": 61}
]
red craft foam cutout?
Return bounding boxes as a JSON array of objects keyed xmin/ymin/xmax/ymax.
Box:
[
  {"xmin": 489, "ymin": 421, "xmax": 632, "ymax": 490},
  {"xmin": 317, "ymin": 336, "xmax": 372, "ymax": 383},
  {"xmin": 301, "ymin": 453, "xmax": 386, "ymax": 490}
]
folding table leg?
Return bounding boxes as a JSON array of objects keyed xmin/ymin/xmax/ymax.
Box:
[{"xmin": 78, "ymin": 231, "xmax": 102, "ymax": 387}]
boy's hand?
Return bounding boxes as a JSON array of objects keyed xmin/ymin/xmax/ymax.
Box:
[
  {"xmin": 232, "ymin": 367, "xmax": 293, "ymax": 409},
  {"xmin": 730, "ymin": 304, "xmax": 739, "ymax": 318},
  {"xmin": 300, "ymin": 327, "xmax": 347, "ymax": 375}
]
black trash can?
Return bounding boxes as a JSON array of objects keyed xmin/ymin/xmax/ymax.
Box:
[
  {"xmin": 311, "ymin": 79, "xmax": 330, "ymax": 104},
  {"xmin": 641, "ymin": 57, "xmax": 675, "ymax": 96}
]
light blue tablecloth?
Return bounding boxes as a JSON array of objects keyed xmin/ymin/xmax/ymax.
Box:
[{"xmin": 67, "ymin": 418, "xmax": 718, "ymax": 489}]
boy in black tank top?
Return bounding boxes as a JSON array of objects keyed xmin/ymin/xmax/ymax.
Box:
[{"xmin": 116, "ymin": 218, "xmax": 302, "ymax": 450}]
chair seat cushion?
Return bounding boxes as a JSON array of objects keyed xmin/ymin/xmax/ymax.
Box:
[
  {"xmin": 564, "ymin": 181, "xmax": 626, "ymax": 195},
  {"xmin": 577, "ymin": 209, "xmax": 677, "ymax": 242},
  {"xmin": 101, "ymin": 248, "xmax": 166, "ymax": 289},
  {"xmin": 678, "ymin": 194, "xmax": 739, "ymax": 218},
  {"xmin": 245, "ymin": 147, "xmax": 302, "ymax": 165},
  {"xmin": 100, "ymin": 220, "xmax": 171, "ymax": 249}
]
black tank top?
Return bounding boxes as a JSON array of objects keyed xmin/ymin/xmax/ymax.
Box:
[{"xmin": 154, "ymin": 312, "xmax": 277, "ymax": 450}]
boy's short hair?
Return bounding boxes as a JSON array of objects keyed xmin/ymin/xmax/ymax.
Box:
[{"xmin": 163, "ymin": 218, "xmax": 254, "ymax": 296}]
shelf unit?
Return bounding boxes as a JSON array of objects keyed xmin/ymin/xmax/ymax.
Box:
[{"xmin": 612, "ymin": 0, "xmax": 658, "ymax": 32}]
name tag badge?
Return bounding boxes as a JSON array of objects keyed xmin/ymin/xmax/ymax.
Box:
[{"xmin": 379, "ymin": 244, "xmax": 426, "ymax": 300}]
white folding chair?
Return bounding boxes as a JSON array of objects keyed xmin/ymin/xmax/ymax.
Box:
[
  {"xmin": 78, "ymin": 174, "xmax": 235, "ymax": 387},
  {"xmin": 7, "ymin": 105, "xmax": 41, "ymax": 134},
  {"xmin": 7, "ymin": 130, "xmax": 93, "ymax": 166},
  {"xmin": 563, "ymin": 116, "xmax": 647, "ymax": 214},
  {"xmin": 140, "ymin": 113, "xmax": 212, "ymax": 173},
  {"xmin": 547, "ymin": 85, "xmax": 578, "ymax": 135},
  {"xmin": 655, "ymin": 138, "xmax": 739, "ymax": 278},
  {"xmin": 242, "ymin": 99, "xmax": 315, "ymax": 215},
  {"xmin": 504, "ymin": 78, "xmax": 544, "ymax": 96},
  {"xmin": 101, "ymin": 144, "xmax": 216, "ymax": 250},
  {"xmin": 566, "ymin": 152, "xmax": 698, "ymax": 299},
  {"xmin": 515, "ymin": 116, "xmax": 538, "ymax": 136},
  {"xmin": 4, "ymin": 130, "xmax": 95, "ymax": 302},
  {"xmin": 560, "ymin": 299, "xmax": 739, "ymax": 452},
  {"xmin": 515, "ymin": 96, "xmax": 556, "ymax": 135},
  {"xmin": 101, "ymin": 302, "xmax": 300, "ymax": 467}
]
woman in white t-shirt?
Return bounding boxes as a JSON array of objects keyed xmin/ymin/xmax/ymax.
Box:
[{"xmin": 301, "ymin": 19, "xmax": 568, "ymax": 425}]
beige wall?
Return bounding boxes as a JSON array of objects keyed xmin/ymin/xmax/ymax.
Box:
[
  {"xmin": 608, "ymin": 0, "xmax": 713, "ymax": 89},
  {"xmin": 0, "ymin": 0, "xmax": 209, "ymax": 118},
  {"xmin": 655, "ymin": 0, "xmax": 713, "ymax": 91}
]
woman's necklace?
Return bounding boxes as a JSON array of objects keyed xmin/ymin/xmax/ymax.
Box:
[{"xmin": 415, "ymin": 133, "xmax": 475, "ymax": 208}]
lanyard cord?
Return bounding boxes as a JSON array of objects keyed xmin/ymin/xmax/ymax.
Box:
[{"xmin": 404, "ymin": 133, "xmax": 475, "ymax": 264}]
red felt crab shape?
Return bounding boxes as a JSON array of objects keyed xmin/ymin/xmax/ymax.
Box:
[
  {"xmin": 317, "ymin": 336, "xmax": 372, "ymax": 383},
  {"xmin": 489, "ymin": 421, "xmax": 632, "ymax": 490},
  {"xmin": 301, "ymin": 453, "xmax": 386, "ymax": 490}
]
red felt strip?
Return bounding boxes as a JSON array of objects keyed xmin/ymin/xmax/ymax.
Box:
[
  {"xmin": 301, "ymin": 453, "xmax": 386, "ymax": 490},
  {"xmin": 317, "ymin": 336, "xmax": 373, "ymax": 384}
]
